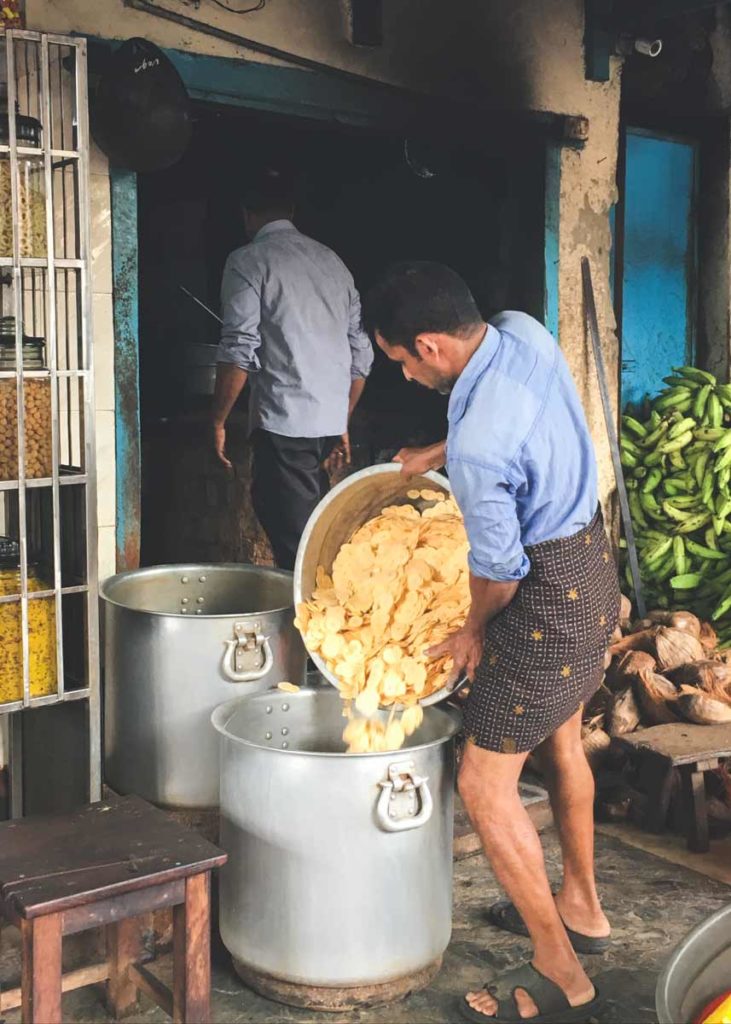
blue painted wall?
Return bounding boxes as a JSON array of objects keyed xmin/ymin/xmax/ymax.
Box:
[{"xmin": 619, "ymin": 129, "xmax": 697, "ymax": 407}]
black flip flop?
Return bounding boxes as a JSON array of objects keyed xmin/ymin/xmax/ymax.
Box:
[
  {"xmin": 487, "ymin": 899, "xmax": 611, "ymax": 956},
  {"xmin": 460, "ymin": 962, "xmax": 603, "ymax": 1023}
]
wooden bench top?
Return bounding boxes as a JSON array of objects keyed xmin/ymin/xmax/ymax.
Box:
[
  {"xmin": 0, "ymin": 795, "xmax": 226, "ymax": 920},
  {"xmin": 613, "ymin": 722, "xmax": 731, "ymax": 766}
]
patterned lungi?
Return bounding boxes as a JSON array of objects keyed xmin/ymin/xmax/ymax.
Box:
[{"xmin": 463, "ymin": 508, "xmax": 621, "ymax": 754}]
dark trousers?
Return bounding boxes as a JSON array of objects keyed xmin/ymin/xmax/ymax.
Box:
[{"xmin": 251, "ymin": 429, "xmax": 339, "ymax": 571}]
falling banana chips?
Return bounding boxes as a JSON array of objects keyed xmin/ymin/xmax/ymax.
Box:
[{"xmin": 295, "ymin": 490, "xmax": 470, "ymax": 752}]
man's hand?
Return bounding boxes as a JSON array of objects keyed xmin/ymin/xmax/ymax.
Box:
[
  {"xmin": 324, "ymin": 433, "xmax": 351, "ymax": 475},
  {"xmin": 428, "ymin": 623, "xmax": 484, "ymax": 683},
  {"xmin": 393, "ymin": 441, "xmax": 446, "ymax": 478},
  {"xmin": 211, "ymin": 364, "xmax": 247, "ymax": 472},
  {"xmin": 212, "ymin": 421, "xmax": 232, "ymax": 471}
]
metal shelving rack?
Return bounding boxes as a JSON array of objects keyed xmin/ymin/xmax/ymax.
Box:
[{"xmin": 0, "ymin": 30, "xmax": 100, "ymax": 813}]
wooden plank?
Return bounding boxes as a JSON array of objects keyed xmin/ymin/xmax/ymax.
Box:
[
  {"xmin": 129, "ymin": 963, "xmax": 174, "ymax": 1018},
  {"xmin": 1, "ymin": 961, "xmax": 109, "ymax": 1012},
  {"xmin": 0, "ymin": 795, "xmax": 226, "ymax": 919},
  {"xmin": 107, "ymin": 917, "xmax": 143, "ymax": 1018},
  {"xmin": 683, "ymin": 767, "xmax": 710, "ymax": 854},
  {"xmin": 614, "ymin": 722, "xmax": 731, "ymax": 766},
  {"xmin": 62, "ymin": 879, "xmax": 183, "ymax": 936},
  {"xmin": 21, "ymin": 913, "xmax": 63, "ymax": 1023},
  {"xmin": 173, "ymin": 873, "xmax": 211, "ymax": 1024}
]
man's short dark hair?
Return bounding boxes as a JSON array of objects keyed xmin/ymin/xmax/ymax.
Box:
[
  {"xmin": 242, "ymin": 167, "xmax": 295, "ymax": 214},
  {"xmin": 363, "ymin": 262, "xmax": 483, "ymax": 356}
]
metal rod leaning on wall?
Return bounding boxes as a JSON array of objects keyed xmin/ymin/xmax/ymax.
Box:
[{"xmin": 581, "ymin": 256, "xmax": 646, "ymax": 618}]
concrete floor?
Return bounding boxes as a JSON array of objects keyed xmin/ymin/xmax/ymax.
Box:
[{"xmin": 1, "ymin": 827, "xmax": 729, "ymax": 1024}]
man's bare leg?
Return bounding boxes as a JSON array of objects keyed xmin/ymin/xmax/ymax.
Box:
[
  {"xmin": 534, "ymin": 709, "xmax": 610, "ymax": 939},
  {"xmin": 460, "ymin": 739, "xmax": 594, "ymax": 1019}
]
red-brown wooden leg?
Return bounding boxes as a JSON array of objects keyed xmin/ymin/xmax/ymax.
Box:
[
  {"xmin": 173, "ymin": 873, "xmax": 211, "ymax": 1024},
  {"xmin": 21, "ymin": 914, "xmax": 62, "ymax": 1024},
  {"xmin": 107, "ymin": 916, "xmax": 143, "ymax": 1018}
]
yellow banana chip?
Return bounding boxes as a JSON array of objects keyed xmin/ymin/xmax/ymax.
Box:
[{"xmin": 277, "ymin": 682, "xmax": 300, "ymax": 693}]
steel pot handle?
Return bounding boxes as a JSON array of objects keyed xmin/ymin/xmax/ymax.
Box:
[
  {"xmin": 221, "ymin": 621, "xmax": 274, "ymax": 683},
  {"xmin": 376, "ymin": 760, "xmax": 433, "ymax": 833}
]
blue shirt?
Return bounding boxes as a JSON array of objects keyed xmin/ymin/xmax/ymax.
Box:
[
  {"xmin": 217, "ymin": 220, "xmax": 374, "ymax": 437},
  {"xmin": 447, "ymin": 311, "xmax": 598, "ymax": 582}
]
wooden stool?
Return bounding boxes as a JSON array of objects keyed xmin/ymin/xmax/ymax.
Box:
[
  {"xmin": 0, "ymin": 794, "xmax": 227, "ymax": 1023},
  {"xmin": 613, "ymin": 722, "xmax": 731, "ymax": 853}
]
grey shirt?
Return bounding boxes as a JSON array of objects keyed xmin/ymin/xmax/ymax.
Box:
[{"xmin": 217, "ymin": 220, "xmax": 373, "ymax": 438}]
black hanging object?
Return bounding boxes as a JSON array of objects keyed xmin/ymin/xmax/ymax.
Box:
[{"xmin": 91, "ymin": 38, "xmax": 192, "ymax": 173}]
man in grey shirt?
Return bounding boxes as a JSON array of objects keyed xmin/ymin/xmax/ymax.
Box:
[{"xmin": 212, "ymin": 169, "xmax": 373, "ymax": 569}]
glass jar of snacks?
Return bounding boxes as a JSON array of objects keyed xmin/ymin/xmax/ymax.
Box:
[
  {"xmin": 0, "ymin": 536, "xmax": 57, "ymax": 704},
  {"xmin": 0, "ymin": 108, "xmax": 46, "ymax": 258},
  {"xmin": 0, "ymin": 316, "xmax": 52, "ymax": 481}
]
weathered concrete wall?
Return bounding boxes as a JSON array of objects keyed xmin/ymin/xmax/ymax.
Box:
[{"xmin": 27, "ymin": 0, "xmax": 624, "ymax": 559}]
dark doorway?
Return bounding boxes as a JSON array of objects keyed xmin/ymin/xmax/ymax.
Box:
[{"xmin": 136, "ymin": 101, "xmax": 547, "ymax": 566}]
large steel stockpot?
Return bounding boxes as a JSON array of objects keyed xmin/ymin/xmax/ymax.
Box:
[
  {"xmin": 212, "ymin": 687, "xmax": 460, "ymax": 1008},
  {"xmin": 656, "ymin": 903, "xmax": 731, "ymax": 1024},
  {"xmin": 293, "ymin": 464, "xmax": 458, "ymax": 706},
  {"xmin": 102, "ymin": 563, "xmax": 306, "ymax": 810}
]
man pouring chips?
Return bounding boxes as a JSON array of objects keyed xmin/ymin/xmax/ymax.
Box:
[{"xmin": 363, "ymin": 263, "xmax": 619, "ymax": 1024}]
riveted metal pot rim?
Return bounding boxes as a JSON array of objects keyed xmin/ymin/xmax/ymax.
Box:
[
  {"xmin": 211, "ymin": 691, "xmax": 461, "ymax": 759},
  {"xmin": 100, "ymin": 562, "xmax": 295, "ymax": 619}
]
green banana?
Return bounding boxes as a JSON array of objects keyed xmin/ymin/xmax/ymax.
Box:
[
  {"xmin": 658, "ymin": 431, "xmax": 693, "ymax": 455},
  {"xmin": 676, "ymin": 512, "xmax": 713, "ymax": 534},
  {"xmin": 654, "ymin": 388, "xmax": 693, "ymax": 413},
  {"xmin": 667, "ymin": 417, "xmax": 697, "ymax": 441},
  {"xmin": 694, "ymin": 449, "xmax": 711, "ymax": 489},
  {"xmin": 693, "ymin": 384, "xmax": 713, "ymax": 419},
  {"xmin": 672, "ymin": 536, "xmax": 687, "ymax": 576},
  {"xmin": 642, "ymin": 468, "xmax": 663, "ymax": 493},
  {"xmin": 620, "ymin": 449, "xmax": 638, "ymax": 469},
  {"xmin": 670, "ymin": 573, "xmax": 702, "ymax": 589},
  {"xmin": 622, "ymin": 415, "xmax": 647, "ymax": 438},
  {"xmin": 709, "ymin": 393, "xmax": 724, "ymax": 428},
  {"xmin": 686, "ymin": 538, "xmax": 726, "ymax": 561},
  {"xmin": 628, "ymin": 490, "xmax": 647, "ymax": 529},
  {"xmin": 674, "ymin": 366, "xmax": 717, "ymax": 386},
  {"xmin": 716, "ymin": 447, "xmax": 731, "ymax": 474}
]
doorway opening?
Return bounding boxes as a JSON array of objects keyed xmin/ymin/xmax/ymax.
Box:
[{"xmin": 136, "ymin": 100, "xmax": 547, "ymax": 566}]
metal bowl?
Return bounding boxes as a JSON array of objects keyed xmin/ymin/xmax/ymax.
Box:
[
  {"xmin": 656, "ymin": 902, "xmax": 731, "ymax": 1024},
  {"xmin": 293, "ymin": 464, "xmax": 466, "ymax": 707}
]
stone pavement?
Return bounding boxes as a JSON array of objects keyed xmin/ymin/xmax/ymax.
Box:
[{"xmin": 1, "ymin": 829, "xmax": 728, "ymax": 1023}]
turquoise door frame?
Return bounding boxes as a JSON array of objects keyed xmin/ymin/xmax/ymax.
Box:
[{"xmin": 109, "ymin": 46, "xmax": 563, "ymax": 570}]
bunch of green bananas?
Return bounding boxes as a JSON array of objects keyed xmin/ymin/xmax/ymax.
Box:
[{"xmin": 620, "ymin": 366, "xmax": 731, "ymax": 647}]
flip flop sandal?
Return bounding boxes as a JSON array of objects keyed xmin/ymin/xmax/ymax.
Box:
[
  {"xmin": 460, "ymin": 962, "xmax": 603, "ymax": 1024},
  {"xmin": 487, "ymin": 899, "xmax": 611, "ymax": 955}
]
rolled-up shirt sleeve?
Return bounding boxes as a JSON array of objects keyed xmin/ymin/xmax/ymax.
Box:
[
  {"xmin": 217, "ymin": 252, "xmax": 262, "ymax": 372},
  {"xmin": 448, "ymin": 458, "xmax": 531, "ymax": 582},
  {"xmin": 347, "ymin": 287, "xmax": 374, "ymax": 381}
]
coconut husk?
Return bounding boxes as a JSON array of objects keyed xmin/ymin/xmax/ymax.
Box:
[
  {"xmin": 605, "ymin": 650, "xmax": 656, "ymax": 692},
  {"xmin": 667, "ymin": 660, "xmax": 731, "ymax": 697},
  {"xmin": 700, "ymin": 621, "xmax": 718, "ymax": 653},
  {"xmin": 630, "ymin": 618, "xmax": 654, "ymax": 634},
  {"xmin": 581, "ymin": 725, "xmax": 611, "ymax": 773},
  {"xmin": 643, "ymin": 610, "xmax": 701, "ymax": 639},
  {"xmin": 667, "ymin": 611, "xmax": 702, "ymax": 639},
  {"xmin": 677, "ymin": 689, "xmax": 731, "ymax": 725},
  {"xmin": 653, "ymin": 626, "xmax": 705, "ymax": 672},
  {"xmin": 608, "ymin": 628, "xmax": 656, "ymax": 657},
  {"xmin": 634, "ymin": 669, "xmax": 678, "ymax": 726},
  {"xmin": 607, "ymin": 686, "xmax": 642, "ymax": 736},
  {"xmin": 585, "ymin": 684, "xmax": 613, "ymax": 719}
]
